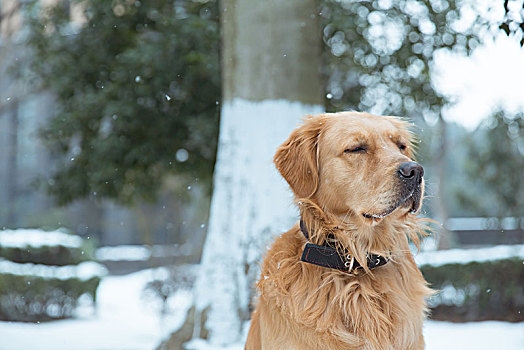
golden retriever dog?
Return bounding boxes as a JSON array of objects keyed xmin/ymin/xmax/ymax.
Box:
[{"xmin": 245, "ymin": 112, "xmax": 433, "ymax": 349}]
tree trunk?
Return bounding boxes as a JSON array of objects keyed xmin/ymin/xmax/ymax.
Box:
[
  {"xmin": 193, "ymin": 0, "xmax": 323, "ymax": 345},
  {"xmin": 6, "ymin": 103, "xmax": 18, "ymax": 227},
  {"xmin": 434, "ymin": 114, "xmax": 455, "ymax": 249}
]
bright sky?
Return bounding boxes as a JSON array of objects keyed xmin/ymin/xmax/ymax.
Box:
[
  {"xmin": 432, "ymin": 1, "xmax": 524, "ymax": 130},
  {"xmin": 434, "ymin": 34, "xmax": 524, "ymax": 130}
]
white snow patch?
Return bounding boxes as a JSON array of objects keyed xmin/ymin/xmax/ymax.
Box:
[
  {"xmin": 445, "ymin": 217, "xmax": 522, "ymax": 231},
  {"xmin": 177, "ymin": 320, "xmax": 524, "ymax": 350},
  {"xmin": 95, "ymin": 245, "xmax": 152, "ymax": 261},
  {"xmin": 415, "ymin": 244, "xmax": 524, "ymax": 267},
  {"xmin": 424, "ymin": 320, "xmax": 524, "ymax": 350},
  {"xmin": 185, "ymin": 339, "xmax": 244, "ymax": 350},
  {"xmin": 0, "ymin": 228, "xmax": 83, "ymax": 249},
  {"xmin": 95, "ymin": 244, "xmax": 191, "ymax": 261},
  {"xmin": 0, "ymin": 268, "xmax": 193, "ymax": 350},
  {"xmin": 431, "ymin": 284, "xmax": 467, "ymax": 306},
  {"xmin": 0, "ymin": 260, "xmax": 107, "ymax": 280}
]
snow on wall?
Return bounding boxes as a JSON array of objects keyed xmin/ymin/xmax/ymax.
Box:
[
  {"xmin": 415, "ymin": 244, "xmax": 524, "ymax": 267},
  {"xmin": 96, "ymin": 245, "xmax": 152, "ymax": 261},
  {"xmin": 0, "ymin": 259, "xmax": 108, "ymax": 280},
  {"xmin": 445, "ymin": 217, "xmax": 523, "ymax": 231},
  {"xmin": 95, "ymin": 244, "xmax": 193, "ymax": 261},
  {"xmin": 0, "ymin": 228, "xmax": 83, "ymax": 249},
  {"xmin": 194, "ymin": 99, "xmax": 323, "ymax": 345}
]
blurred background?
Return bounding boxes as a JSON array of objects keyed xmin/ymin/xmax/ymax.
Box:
[{"xmin": 0, "ymin": 0, "xmax": 523, "ymax": 349}]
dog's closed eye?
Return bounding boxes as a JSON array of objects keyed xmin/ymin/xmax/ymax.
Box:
[{"xmin": 344, "ymin": 146, "xmax": 367, "ymax": 153}]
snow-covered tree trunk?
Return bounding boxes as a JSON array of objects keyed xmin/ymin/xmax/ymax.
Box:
[{"xmin": 193, "ymin": 0, "xmax": 323, "ymax": 345}]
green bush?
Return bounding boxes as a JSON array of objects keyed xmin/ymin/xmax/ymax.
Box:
[
  {"xmin": 421, "ymin": 258, "xmax": 524, "ymax": 322},
  {"xmin": 0, "ymin": 272, "xmax": 101, "ymax": 322},
  {"xmin": 0, "ymin": 228, "xmax": 96, "ymax": 265},
  {"xmin": 0, "ymin": 229, "xmax": 106, "ymax": 322},
  {"xmin": 0, "ymin": 244, "xmax": 93, "ymax": 266}
]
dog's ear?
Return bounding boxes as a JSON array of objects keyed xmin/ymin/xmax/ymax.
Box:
[{"xmin": 274, "ymin": 115, "xmax": 325, "ymax": 198}]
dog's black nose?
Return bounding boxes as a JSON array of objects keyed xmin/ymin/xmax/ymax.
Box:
[{"xmin": 398, "ymin": 162, "xmax": 424, "ymax": 182}]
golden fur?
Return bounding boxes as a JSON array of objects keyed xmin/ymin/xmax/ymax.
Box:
[{"xmin": 245, "ymin": 112, "xmax": 433, "ymax": 350}]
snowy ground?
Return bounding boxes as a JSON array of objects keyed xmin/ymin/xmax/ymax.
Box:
[
  {"xmin": 424, "ymin": 321, "xmax": 524, "ymax": 350},
  {"xmin": 0, "ymin": 268, "xmax": 193, "ymax": 350},
  {"xmin": 0, "ymin": 268, "xmax": 522, "ymax": 350}
]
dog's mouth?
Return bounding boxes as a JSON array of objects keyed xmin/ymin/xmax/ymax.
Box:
[{"xmin": 362, "ymin": 186, "xmax": 422, "ymax": 220}]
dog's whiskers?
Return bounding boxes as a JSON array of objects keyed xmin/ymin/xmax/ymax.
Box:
[{"xmin": 341, "ymin": 209, "xmax": 351, "ymax": 226}]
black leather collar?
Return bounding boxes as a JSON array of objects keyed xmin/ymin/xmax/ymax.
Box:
[{"xmin": 299, "ymin": 220, "xmax": 389, "ymax": 272}]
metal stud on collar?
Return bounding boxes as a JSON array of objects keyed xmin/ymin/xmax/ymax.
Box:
[{"xmin": 344, "ymin": 255, "xmax": 355, "ymax": 271}]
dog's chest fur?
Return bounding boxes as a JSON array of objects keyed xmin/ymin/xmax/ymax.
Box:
[{"xmin": 255, "ymin": 229, "xmax": 431, "ymax": 350}]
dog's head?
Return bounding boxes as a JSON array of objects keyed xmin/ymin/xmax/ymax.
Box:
[{"xmin": 274, "ymin": 112, "xmax": 424, "ymax": 226}]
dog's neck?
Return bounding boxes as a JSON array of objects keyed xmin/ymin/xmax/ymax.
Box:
[{"xmin": 298, "ymin": 198, "xmax": 428, "ymax": 268}]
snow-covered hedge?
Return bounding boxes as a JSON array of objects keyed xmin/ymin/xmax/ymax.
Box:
[
  {"xmin": 418, "ymin": 245, "xmax": 524, "ymax": 322},
  {"xmin": 0, "ymin": 228, "xmax": 94, "ymax": 266},
  {"xmin": 0, "ymin": 229, "xmax": 107, "ymax": 322}
]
